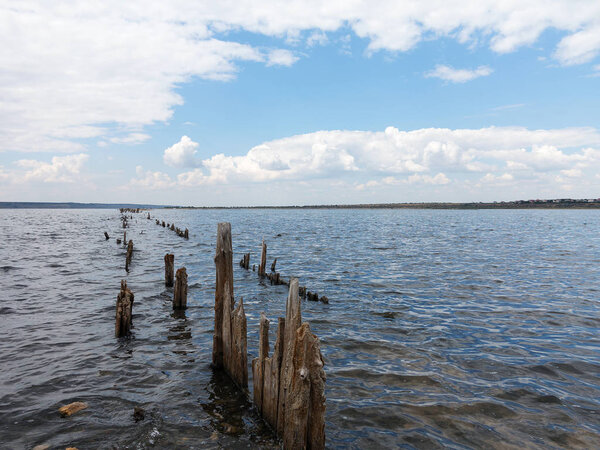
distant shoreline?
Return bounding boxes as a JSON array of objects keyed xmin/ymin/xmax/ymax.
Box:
[{"xmin": 1, "ymin": 199, "xmax": 599, "ymax": 209}]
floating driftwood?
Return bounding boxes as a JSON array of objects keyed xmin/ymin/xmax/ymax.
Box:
[
  {"xmin": 173, "ymin": 267, "xmax": 187, "ymax": 310},
  {"xmin": 115, "ymin": 280, "xmax": 134, "ymax": 337},
  {"xmin": 164, "ymin": 253, "xmax": 174, "ymax": 287},
  {"xmin": 59, "ymin": 401, "xmax": 88, "ymax": 417}
]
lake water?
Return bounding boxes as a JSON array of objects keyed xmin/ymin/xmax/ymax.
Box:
[{"xmin": 1, "ymin": 208, "xmax": 599, "ymax": 449}]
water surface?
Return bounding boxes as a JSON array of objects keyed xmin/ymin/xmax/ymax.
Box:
[{"xmin": 1, "ymin": 208, "xmax": 599, "ymax": 448}]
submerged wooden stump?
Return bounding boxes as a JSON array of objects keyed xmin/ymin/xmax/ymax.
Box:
[
  {"xmin": 173, "ymin": 267, "xmax": 187, "ymax": 310},
  {"xmin": 115, "ymin": 280, "xmax": 134, "ymax": 337},
  {"xmin": 259, "ymin": 239, "xmax": 267, "ymax": 277},
  {"xmin": 164, "ymin": 254, "xmax": 174, "ymax": 287}
]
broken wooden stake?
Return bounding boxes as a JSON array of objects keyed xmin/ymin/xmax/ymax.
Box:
[
  {"xmin": 213, "ymin": 222, "xmax": 233, "ymax": 369},
  {"xmin": 125, "ymin": 240, "xmax": 133, "ymax": 271},
  {"xmin": 115, "ymin": 280, "xmax": 134, "ymax": 337},
  {"xmin": 271, "ymin": 258, "xmax": 277, "ymax": 272},
  {"xmin": 104, "ymin": 232, "xmax": 110, "ymax": 240},
  {"xmin": 253, "ymin": 279, "xmax": 326, "ymax": 448},
  {"xmin": 164, "ymin": 253, "xmax": 174, "ymax": 287},
  {"xmin": 239, "ymin": 253, "xmax": 250, "ymax": 269},
  {"xmin": 116, "ymin": 239, "xmax": 121, "ymax": 244},
  {"xmin": 252, "ymin": 313, "xmax": 269, "ymax": 412},
  {"xmin": 173, "ymin": 267, "xmax": 187, "ymax": 310},
  {"xmin": 259, "ymin": 239, "xmax": 267, "ymax": 277},
  {"xmin": 184, "ymin": 228, "xmax": 189, "ymax": 239}
]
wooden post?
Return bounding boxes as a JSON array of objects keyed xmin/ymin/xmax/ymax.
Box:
[
  {"xmin": 231, "ymin": 297, "xmax": 248, "ymax": 389},
  {"xmin": 123, "ymin": 231, "xmax": 126, "ymax": 245},
  {"xmin": 262, "ymin": 317, "xmax": 285, "ymax": 429},
  {"xmin": 162, "ymin": 221, "xmax": 166, "ymax": 227},
  {"xmin": 115, "ymin": 280, "xmax": 134, "ymax": 337},
  {"xmin": 147, "ymin": 212, "xmax": 150, "ymax": 219},
  {"xmin": 173, "ymin": 267, "xmax": 188, "ymax": 310},
  {"xmin": 171, "ymin": 223, "xmax": 175, "ymax": 231},
  {"xmin": 283, "ymin": 323, "xmax": 326, "ymax": 450},
  {"xmin": 104, "ymin": 232, "xmax": 110, "ymax": 240},
  {"xmin": 252, "ymin": 313, "xmax": 269, "ymax": 412},
  {"xmin": 164, "ymin": 254, "xmax": 174, "ymax": 287},
  {"xmin": 213, "ymin": 222, "xmax": 233, "ymax": 369},
  {"xmin": 184, "ymin": 228, "xmax": 189, "ymax": 239},
  {"xmin": 125, "ymin": 240, "xmax": 133, "ymax": 271},
  {"xmin": 259, "ymin": 239, "xmax": 267, "ymax": 277},
  {"xmin": 277, "ymin": 278, "xmax": 301, "ymax": 435},
  {"xmin": 271, "ymin": 258, "xmax": 277, "ymax": 272}
]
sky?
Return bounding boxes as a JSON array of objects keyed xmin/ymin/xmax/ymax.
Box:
[{"xmin": 1, "ymin": 1, "xmax": 600, "ymax": 206}]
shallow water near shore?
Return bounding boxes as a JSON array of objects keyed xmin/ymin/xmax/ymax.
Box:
[{"xmin": 1, "ymin": 208, "xmax": 599, "ymax": 449}]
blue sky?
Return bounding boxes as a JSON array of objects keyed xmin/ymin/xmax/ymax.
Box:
[{"xmin": 1, "ymin": 2, "xmax": 599, "ymax": 205}]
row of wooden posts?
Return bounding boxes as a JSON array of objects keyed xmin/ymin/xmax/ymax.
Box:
[
  {"xmin": 239, "ymin": 239, "xmax": 330, "ymax": 304},
  {"xmin": 152, "ymin": 215, "xmax": 189, "ymax": 239},
  {"xmin": 111, "ymin": 214, "xmax": 325, "ymax": 448}
]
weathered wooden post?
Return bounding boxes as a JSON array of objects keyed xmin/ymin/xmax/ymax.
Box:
[
  {"xmin": 262, "ymin": 317, "xmax": 285, "ymax": 429},
  {"xmin": 277, "ymin": 278, "xmax": 302, "ymax": 435},
  {"xmin": 162, "ymin": 221, "xmax": 166, "ymax": 227},
  {"xmin": 125, "ymin": 240, "xmax": 133, "ymax": 271},
  {"xmin": 115, "ymin": 280, "xmax": 134, "ymax": 337},
  {"xmin": 213, "ymin": 223, "xmax": 233, "ymax": 369},
  {"xmin": 258, "ymin": 239, "xmax": 267, "ymax": 277},
  {"xmin": 173, "ymin": 267, "xmax": 188, "ymax": 310},
  {"xmin": 123, "ymin": 231, "xmax": 126, "ymax": 245},
  {"xmin": 252, "ymin": 313, "xmax": 269, "ymax": 412},
  {"xmin": 184, "ymin": 228, "xmax": 189, "ymax": 239},
  {"xmin": 147, "ymin": 212, "xmax": 150, "ymax": 219},
  {"xmin": 271, "ymin": 258, "xmax": 277, "ymax": 272},
  {"xmin": 164, "ymin": 254, "xmax": 174, "ymax": 287},
  {"xmin": 104, "ymin": 232, "xmax": 110, "ymax": 240}
]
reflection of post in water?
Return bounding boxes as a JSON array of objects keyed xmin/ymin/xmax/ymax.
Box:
[
  {"xmin": 168, "ymin": 312, "xmax": 191, "ymax": 340},
  {"xmin": 201, "ymin": 370, "xmax": 273, "ymax": 438}
]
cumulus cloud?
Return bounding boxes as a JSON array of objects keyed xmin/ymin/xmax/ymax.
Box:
[
  {"xmin": 129, "ymin": 166, "xmax": 175, "ymax": 189},
  {"xmin": 171, "ymin": 126, "xmax": 600, "ymax": 190},
  {"xmin": 425, "ymin": 65, "xmax": 493, "ymax": 83},
  {"xmin": 3, "ymin": 2, "xmax": 600, "ymax": 154},
  {"xmin": 163, "ymin": 136, "xmax": 200, "ymax": 168},
  {"xmin": 13, "ymin": 154, "xmax": 89, "ymax": 183}
]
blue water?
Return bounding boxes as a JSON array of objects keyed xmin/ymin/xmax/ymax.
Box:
[{"xmin": 0, "ymin": 208, "xmax": 599, "ymax": 449}]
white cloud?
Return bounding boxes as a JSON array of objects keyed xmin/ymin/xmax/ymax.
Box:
[
  {"xmin": 481, "ymin": 172, "xmax": 514, "ymax": 183},
  {"xmin": 11, "ymin": 154, "xmax": 90, "ymax": 183},
  {"xmin": 172, "ymin": 126, "xmax": 600, "ymax": 189},
  {"xmin": 425, "ymin": 65, "xmax": 493, "ymax": 83},
  {"xmin": 267, "ymin": 49, "xmax": 299, "ymax": 67},
  {"xmin": 163, "ymin": 136, "xmax": 200, "ymax": 168},
  {"xmin": 554, "ymin": 25, "xmax": 600, "ymax": 65},
  {"xmin": 129, "ymin": 166, "xmax": 175, "ymax": 189},
  {"xmin": 3, "ymin": 2, "xmax": 600, "ymax": 154},
  {"xmin": 109, "ymin": 133, "xmax": 151, "ymax": 145}
]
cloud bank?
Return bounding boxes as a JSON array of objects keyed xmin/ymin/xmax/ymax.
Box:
[
  {"xmin": 2, "ymin": 1, "xmax": 600, "ymax": 153},
  {"xmin": 130, "ymin": 126, "xmax": 600, "ymax": 193}
]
